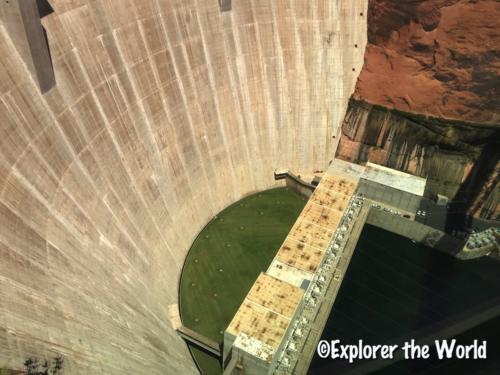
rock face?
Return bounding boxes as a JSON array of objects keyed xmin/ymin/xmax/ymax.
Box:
[
  {"xmin": 339, "ymin": 0, "xmax": 500, "ymax": 222},
  {"xmin": 0, "ymin": 0, "xmax": 367, "ymax": 373},
  {"xmin": 355, "ymin": 0, "xmax": 500, "ymax": 124},
  {"xmin": 337, "ymin": 99, "xmax": 499, "ymax": 221},
  {"xmin": 455, "ymin": 142, "xmax": 500, "ymax": 222}
]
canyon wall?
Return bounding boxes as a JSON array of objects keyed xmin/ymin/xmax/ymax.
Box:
[
  {"xmin": 337, "ymin": 99, "xmax": 499, "ymax": 221},
  {"xmin": 355, "ymin": 0, "xmax": 500, "ymax": 124},
  {"xmin": 339, "ymin": 0, "xmax": 500, "ymax": 222},
  {"xmin": 0, "ymin": 0, "xmax": 367, "ymax": 373}
]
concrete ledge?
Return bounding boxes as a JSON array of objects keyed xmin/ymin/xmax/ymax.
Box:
[{"xmin": 274, "ymin": 171, "xmax": 316, "ymax": 198}]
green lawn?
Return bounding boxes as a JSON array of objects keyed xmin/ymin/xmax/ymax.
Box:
[{"xmin": 179, "ymin": 187, "xmax": 306, "ymax": 375}]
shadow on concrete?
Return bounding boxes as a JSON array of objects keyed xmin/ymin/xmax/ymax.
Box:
[
  {"xmin": 445, "ymin": 142, "xmax": 499, "ymax": 232},
  {"xmin": 36, "ymin": 0, "xmax": 53, "ymax": 18}
]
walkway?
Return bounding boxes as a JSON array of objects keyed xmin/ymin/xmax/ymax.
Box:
[{"xmin": 177, "ymin": 325, "xmax": 221, "ymax": 357}]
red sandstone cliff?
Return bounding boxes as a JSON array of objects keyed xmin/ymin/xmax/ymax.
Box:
[
  {"xmin": 339, "ymin": 0, "xmax": 500, "ymax": 221},
  {"xmin": 355, "ymin": 0, "xmax": 500, "ymax": 124}
]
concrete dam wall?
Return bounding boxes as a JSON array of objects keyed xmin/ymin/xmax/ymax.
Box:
[{"xmin": 0, "ymin": 0, "xmax": 367, "ymax": 373}]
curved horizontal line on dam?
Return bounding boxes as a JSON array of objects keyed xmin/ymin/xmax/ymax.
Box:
[{"xmin": 0, "ymin": 0, "xmax": 368, "ymax": 373}]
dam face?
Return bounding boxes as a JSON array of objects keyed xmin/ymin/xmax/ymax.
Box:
[{"xmin": 0, "ymin": 0, "xmax": 367, "ymax": 373}]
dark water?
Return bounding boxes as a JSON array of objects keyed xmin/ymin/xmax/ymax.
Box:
[{"xmin": 308, "ymin": 225, "xmax": 500, "ymax": 375}]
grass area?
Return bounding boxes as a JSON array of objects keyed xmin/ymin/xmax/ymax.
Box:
[{"xmin": 179, "ymin": 187, "xmax": 306, "ymax": 375}]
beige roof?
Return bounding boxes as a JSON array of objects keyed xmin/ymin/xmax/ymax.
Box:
[
  {"xmin": 246, "ymin": 273, "xmax": 304, "ymax": 317},
  {"xmin": 268, "ymin": 171, "xmax": 359, "ymax": 278},
  {"xmin": 309, "ymin": 186, "xmax": 351, "ymax": 211},
  {"xmin": 320, "ymin": 174, "xmax": 357, "ymax": 196},
  {"xmin": 300, "ymin": 201, "xmax": 343, "ymax": 229},
  {"xmin": 226, "ymin": 274, "xmax": 304, "ymax": 350},
  {"xmin": 288, "ymin": 217, "xmax": 335, "ymax": 250},
  {"xmin": 276, "ymin": 237, "xmax": 326, "ymax": 273},
  {"xmin": 227, "ymin": 301, "xmax": 292, "ymax": 350}
]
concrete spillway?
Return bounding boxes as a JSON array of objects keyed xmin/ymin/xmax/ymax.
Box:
[{"xmin": 0, "ymin": 0, "xmax": 367, "ymax": 373}]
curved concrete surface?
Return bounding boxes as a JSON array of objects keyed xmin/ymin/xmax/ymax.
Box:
[{"xmin": 0, "ymin": 0, "xmax": 367, "ymax": 373}]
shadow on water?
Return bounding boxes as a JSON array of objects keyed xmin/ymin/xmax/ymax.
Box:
[
  {"xmin": 414, "ymin": 241, "xmax": 454, "ymax": 330},
  {"xmin": 186, "ymin": 343, "xmax": 222, "ymax": 375},
  {"xmin": 308, "ymin": 225, "xmax": 500, "ymax": 375}
]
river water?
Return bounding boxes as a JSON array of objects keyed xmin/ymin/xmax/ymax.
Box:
[{"xmin": 308, "ymin": 224, "xmax": 500, "ymax": 374}]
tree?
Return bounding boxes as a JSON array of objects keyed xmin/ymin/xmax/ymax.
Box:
[
  {"xmin": 23, "ymin": 358, "xmax": 39, "ymax": 374},
  {"xmin": 23, "ymin": 356, "xmax": 63, "ymax": 375},
  {"xmin": 50, "ymin": 356, "xmax": 63, "ymax": 375}
]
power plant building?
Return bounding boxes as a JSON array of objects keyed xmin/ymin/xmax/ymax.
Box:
[
  {"xmin": 357, "ymin": 162, "xmax": 427, "ymax": 212},
  {"xmin": 222, "ymin": 160, "xmax": 429, "ymax": 374}
]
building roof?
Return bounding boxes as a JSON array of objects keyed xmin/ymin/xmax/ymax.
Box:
[
  {"xmin": 267, "ymin": 259, "xmax": 314, "ymax": 288},
  {"xmin": 288, "ymin": 217, "xmax": 335, "ymax": 250},
  {"xmin": 303, "ymin": 201, "xmax": 344, "ymax": 228},
  {"xmin": 276, "ymin": 237, "xmax": 325, "ymax": 273},
  {"xmin": 362, "ymin": 162, "xmax": 426, "ymax": 196},
  {"xmin": 227, "ymin": 161, "xmax": 366, "ymax": 362},
  {"xmin": 271, "ymin": 171, "xmax": 358, "ymax": 278},
  {"xmin": 309, "ymin": 186, "xmax": 351, "ymax": 211},
  {"xmin": 233, "ymin": 332, "xmax": 276, "ymax": 362},
  {"xmin": 246, "ymin": 273, "xmax": 304, "ymax": 317},
  {"xmin": 226, "ymin": 273, "xmax": 304, "ymax": 355},
  {"xmin": 319, "ymin": 174, "xmax": 358, "ymax": 196},
  {"xmin": 327, "ymin": 158, "xmax": 366, "ymax": 181},
  {"xmin": 226, "ymin": 300, "xmax": 291, "ymax": 352}
]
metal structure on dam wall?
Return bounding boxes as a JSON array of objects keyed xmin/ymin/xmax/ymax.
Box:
[{"xmin": 0, "ymin": 0, "xmax": 367, "ymax": 373}]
